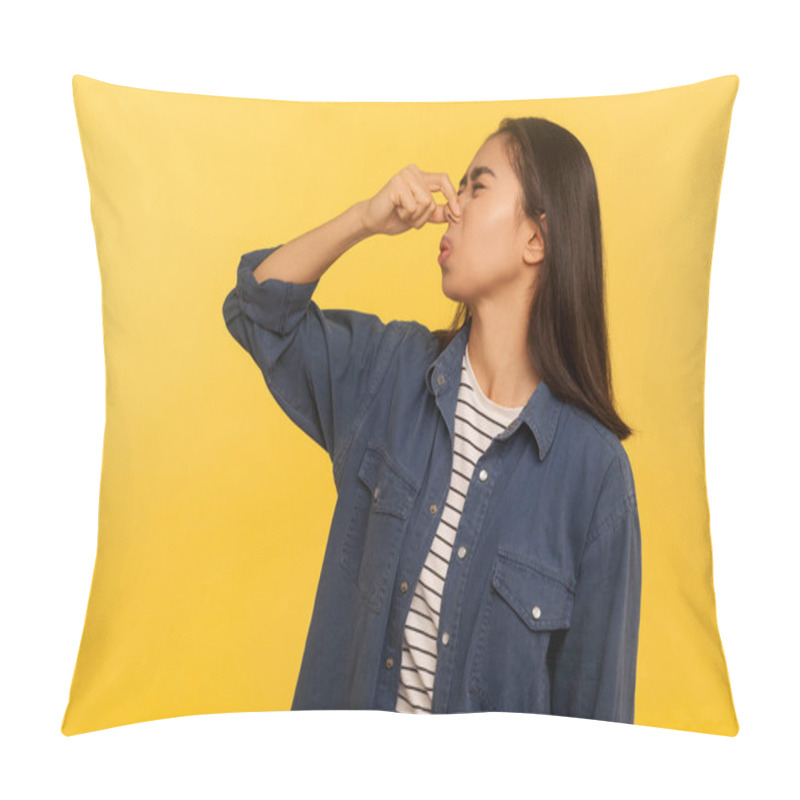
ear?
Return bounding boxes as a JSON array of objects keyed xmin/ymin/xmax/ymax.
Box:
[
  {"xmin": 537, "ymin": 211, "xmax": 548, "ymax": 239},
  {"xmin": 523, "ymin": 212, "xmax": 547, "ymax": 267}
]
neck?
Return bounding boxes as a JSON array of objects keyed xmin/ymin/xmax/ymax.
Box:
[{"xmin": 466, "ymin": 313, "xmax": 540, "ymax": 408}]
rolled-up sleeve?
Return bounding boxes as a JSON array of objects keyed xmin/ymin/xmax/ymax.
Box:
[
  {"xmin": 549, "ymin": 454, "xmax": 642, "ymax": 724},
  {"xmin": 222, "ymin": 245, "xmax": 398, "ymax": 477}
]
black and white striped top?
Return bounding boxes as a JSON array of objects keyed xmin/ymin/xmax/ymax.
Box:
[{"xmin": 395, "ymin": 343, "xmax": 526, "ymax": 713}]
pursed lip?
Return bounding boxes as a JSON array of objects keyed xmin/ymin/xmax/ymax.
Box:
[{"xmin": 438, "ymin": 236, "xmax": 452, "ymax": 267}]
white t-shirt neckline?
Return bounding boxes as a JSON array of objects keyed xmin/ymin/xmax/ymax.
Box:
[{"xmin": 464, "ymin": 342, "xmax": 526, "ymax": 416}]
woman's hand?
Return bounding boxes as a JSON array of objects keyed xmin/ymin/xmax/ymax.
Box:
[{"xmin": 359, "ymin": 165, "xmax": 461, "ymax": 236}]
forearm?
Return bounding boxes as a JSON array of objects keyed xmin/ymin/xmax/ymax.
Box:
[{"xmin": 252, "ymin": 200, "xmax": 372, "ymax": 285}]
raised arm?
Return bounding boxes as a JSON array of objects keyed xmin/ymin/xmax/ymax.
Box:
[
  {"xmin": 250, "ymin": 201, "xmax": 372, "ymax": 286},
  {"xmin": 222, "ymin": 166, "xmax": 462, "ymax": 482}
]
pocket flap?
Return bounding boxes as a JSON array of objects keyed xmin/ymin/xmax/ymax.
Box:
[
  {"xmin": 357, "ymin": 443, "xmax": 418, "ymax": 520},
  {"xmin": 491, "ymin": 549, "xmax": 574, "ymax": 631}
]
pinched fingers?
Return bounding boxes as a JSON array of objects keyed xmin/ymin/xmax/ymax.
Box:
[{"xmin": 402, "ymin": 164, "xmax": 462, "ymax": 227}]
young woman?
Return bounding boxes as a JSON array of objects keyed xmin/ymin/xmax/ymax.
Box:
[{"xmin": 223, "ymin": 117, "xmax": 642, "ymax": 723}]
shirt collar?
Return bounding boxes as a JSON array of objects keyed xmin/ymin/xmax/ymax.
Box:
[{"xmin": 425, "ymin": 315, "xmax": 563, "ymax": 461}]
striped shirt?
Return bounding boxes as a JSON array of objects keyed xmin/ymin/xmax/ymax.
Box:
[{"xmin": 395, "ymin": 342, "xmax": 526, "ymax": 713}]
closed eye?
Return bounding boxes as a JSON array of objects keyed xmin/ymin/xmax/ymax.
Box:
[{"xmin": 456, "ymin": 183, "xmax": 485, "ymax": 195}]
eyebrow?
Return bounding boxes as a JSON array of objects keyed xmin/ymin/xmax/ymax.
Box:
[{"xmin": 458, "ymin": 166, "xmax": 496, "ymax": 189}]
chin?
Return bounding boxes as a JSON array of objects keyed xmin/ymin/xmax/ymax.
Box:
[
  {"xmin": 440, "ymin": 277, "xmax": 466, "ymax": 305},
  {"xmin": 440, "ymin": 259, "xmax": 479, "ymax": 303},
  {"xmin": 442, "ymin": 281, "xmax": 467, "ymax": 303}
]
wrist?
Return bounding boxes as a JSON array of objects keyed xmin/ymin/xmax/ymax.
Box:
[{"xmin": 351, "ymin": 199, "xmax": 375, "ymax": 239}]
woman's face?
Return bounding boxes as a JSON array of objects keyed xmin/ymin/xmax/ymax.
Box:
[{"xmin": 439, "ymin": 133, "xmax": 543, "ymax": 308}]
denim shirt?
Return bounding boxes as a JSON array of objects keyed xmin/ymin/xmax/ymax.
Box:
[{"xmin": 222, "ymin": 245, "xmax": 642, "ymax": 723}]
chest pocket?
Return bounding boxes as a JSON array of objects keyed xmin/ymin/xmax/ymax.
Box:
[
  {"xmin": 492, "ymin": 550, "xmax": 574, "ymax": 631},
  {"xmin": 469, "ymin": 548, "xmax": 575, "ymax": 713},
  {"xmin": 339, "ymin": 442, "xmax": 420, "ymax": 613}
]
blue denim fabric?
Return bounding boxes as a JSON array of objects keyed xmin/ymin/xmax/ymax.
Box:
[{"xmin": 223, "ymin": 245, "xmax": 642, "ymax": 723}]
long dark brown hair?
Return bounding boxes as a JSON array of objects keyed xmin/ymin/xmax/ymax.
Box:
[{"xmin": 431, "ymin": 117, "xmax": 634, "ymax": 440}]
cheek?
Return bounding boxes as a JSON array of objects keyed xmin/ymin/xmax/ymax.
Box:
[
  {"xmin": 465, "ymin": 203, "xmax": 516, "ymax": 243},
  {"xmin": 457, "ymin": 204, "xmax": 519, "ymax": 272}
]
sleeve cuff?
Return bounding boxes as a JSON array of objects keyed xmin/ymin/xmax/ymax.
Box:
[{"xmin": 235, "ymin": 245, "xmax": 321, "ymax": 335}]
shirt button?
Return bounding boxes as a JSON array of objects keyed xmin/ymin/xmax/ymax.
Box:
[
  {"xmin": 400, "ymin": 580, "xmax": 409, "ymax": 593},
  {"xmin": 441, "ymin": 632, "xmax": 450, "ymax": 646},
  {"xmin": 385, "ymin": 657, "xmax": 395, "ymax": 669},
  {"xmin": 429, "ymin": 504, "xmax": 438, "ymax": 515},
  {"xmin": 531, "ymin": 606, "xmax": 541, "ymax": 620},
  {"xmin": 437, "ymin": 373, "xmax": 446, "ymax": 386},
  {"xmin": 457, "ymin": 545, "xmax": 467, "ymax": 559},
  {"xmin": 373, "ymin": 486, "xmax": 380, "ymax": 500},
  {"xmin": 478, "ymin": 469, "xmax": 488, "ymax": 482}
]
